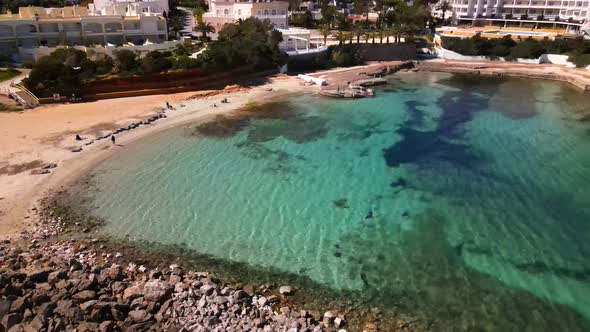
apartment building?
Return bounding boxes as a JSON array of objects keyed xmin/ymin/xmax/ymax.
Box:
[
  {"xmin": 203, "ymin": 0, "xmax": 289, "ymax": 31},
  {"xmin": 0, "ymin": 2, "xmax": 168, "ymax": 56},
  {"xmin": 447, "ymin": 0, "xmax": 589, "ymax": 31}
]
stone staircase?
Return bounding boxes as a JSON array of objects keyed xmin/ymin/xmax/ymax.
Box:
[{"xmin": 9, "ymin": 83, "xmax": 39, "ymax": 108}]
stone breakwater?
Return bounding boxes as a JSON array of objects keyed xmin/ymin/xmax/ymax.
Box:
[{"xmin": 0, "ymin": 197, "xmax": 422, "ymax": 332}]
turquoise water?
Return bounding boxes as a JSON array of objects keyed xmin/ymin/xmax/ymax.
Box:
[{"xmin": 79, "ymin": 73, "xmax": 590, "ymax": 330}]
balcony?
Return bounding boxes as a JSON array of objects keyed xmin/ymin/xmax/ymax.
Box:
[{"xmin": 255, "ymin": 14, "xmax": 288, "ymax": 19}]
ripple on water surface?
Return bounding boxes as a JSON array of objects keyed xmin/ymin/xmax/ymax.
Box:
[{"xmin": 75, "ymin": 72, "xmax": 590, "ymax": 331}]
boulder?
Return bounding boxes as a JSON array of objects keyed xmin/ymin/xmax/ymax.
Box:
[
  {"xmin": 47, "ymin": 270, "xmax": 67, "ymax": 285},
  {"xmin": 334, "ymin": 317, "xmax": 346, "ymax": 328},
  {"xmin": 143, "ymin": 280, "xmax": 172, "ymax": 303},
  {"xmin": 27, "ymin": 269, "xmax": 52, "ymax": 283},
  {"xmin": 128, "ymin": 310, "xmax": 150, "ymax": 323},
  {"xmin": 323, "ymin": 311, "xmax": 336, "ymax": 323},
  {"xmin": 200, "ymin": 284, "xmax": 215, "ymax": 296},
  {"xmin": 99, "ymin": 321, "xmax": 116, "ymax": 332},
  {"xmin": 0, "ymin": 300, "xmax": 11, "ymax": 318},
  {"xmin": 1, "ymin": 313, "xmax": 21, "ymax": 330},
  {"xmin": 279, "ymin": 286, "xmax": 293, "ymax": 295},
  {"xmin": 122, "ymin": 283, "xmax": 144, "ymax": 301},
  {"xmin": 72, "ymin": 290, "xmax": 97, "ymax": 302},
  {"xmin": 9, "ymin": 298, "xmax": 27, "ymax": 314},
  {"xmin": 257, "ymin": 296, "xmax": 268, "ymax": 307}
]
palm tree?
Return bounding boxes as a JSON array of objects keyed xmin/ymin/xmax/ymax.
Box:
[
  {"xmin": 354, "ymin": 23, "xmax": 364, "ymax": 43},
  {"xmin": 390, "ymin": 23, "xmax": 403, "ymax": 43},
  {"xmin": 436, "ymin": 0, "xmax": 452, "ymax": 23},
  {"xmin": 193, "ymin": 7, "xmax": 205, "ymax": 24},
  {"xmin": 196, "ymin": 21, "xmax": 214, "ymax": 41},
  {"xmin": 378, "ymin": 28, "xmax": 385, "ymax": 43},
  {"xmin": 318, "ymin": 24, "xmax": 331, "ymax": 46},
  {"xmin": 333, "ymin": 30, "xmax": 348, "ymax": 46},
  {"xmin": 363, "ymin": 30, "xmax": 372, "ymax": 44},
  {"xmin": 167, "ymin": 14, "xmax": 186, "ymax": 39}
]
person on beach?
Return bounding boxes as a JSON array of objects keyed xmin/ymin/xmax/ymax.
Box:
[
  {"xmin": 111, "ymin": 135, "xmax": 116, "ymax": 144},
  {"xmin": 75, "ymin": 134, "xmax": 82, "ymax": 141}
]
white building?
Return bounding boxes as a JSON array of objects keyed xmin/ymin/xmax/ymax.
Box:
[
  {"xmin": 0, "ymin": 3, "xmax": 168, "ymax": 58},
  {"xmin": 445, "ymin": 0, "xmax": 590, "ymax": 32},
  {"xmin": 91, "ymin": 0, "xmax": 169, "ymax": 15},
  {"xmin": 203, "ymin": 0, "xmax": 289, "ymax": 31}
]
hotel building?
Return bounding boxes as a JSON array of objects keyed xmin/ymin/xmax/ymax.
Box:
[
  {"xmin": 203, "ymin": 0, "xmax": 289, "ymax": 31},
  {"xmin": 446, "ymin": 0, "xmax": 590, "ymax": 32},
  {"xmin": 0, "ymin": 1, "xmax": 168, "ymax": 56}
]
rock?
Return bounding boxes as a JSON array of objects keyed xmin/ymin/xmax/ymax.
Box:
[
  {"xmin": 205, "ymin": 316, "xmax": 220, "ymax": 327},
  {"xmin": 257, "ymin": 296, "xmax": 268, "ymax": 307},
  {"xmin": 42, "ymin": 163, "xmax": 57, "ymax": 169},
  {"xmin": 0, "ymin": 300, "xmax": 11, "ymax": 318},
  {"xmin": 334, "ymin": 317, "xmax": 346, "ymax": 328},
  {"xmin": 9, "ymin": 297, "xmax": 27, "ymax": 314},
  {"xmin": 99, "ymin": 321, "xmax": 116, "ymax": 332},
  {"xmin": 128, "ymin": 310, "xmax": 149, "ymax": 322},
  {"xmin": 27, "ymin": 269, "xmax": 51, "ymax": 283},
  {"xmin": 28, "ymin": 314, "xmax": 46, "ymax": 330},
  {"xmin": 47, "ymin": 270, "xmax": 66, "ymax": 284},
  {"xmin": 80, "ymin": 300, "xmax": 98, "ymax": 313},
  {"xmin": 323, "ymin": 311, "xmax": 337, "ymax": 323},
  {"xmin": 126, "ymin": 321, "xmax": 152, "ymax": 332},
  {"xmin": 110, "ymin": 308, "xmax": 126, "ymax": 321},
  {"xmin": 279, "ymin": 286, "xmax": 293, "ymax": 295},
  {"xmin": 72, "ymin": 290, "xmax": 97, "ymax": 302},
  {"xmin": 363, "ymin": 322, "xmax": 378, "ymax": 331},
  {"xmin": 232, "ymin": 290, "xmax": 248, "ymax": 302},
  {"xmin": 122, "ymin": 283, "xmax": 144, "ymax": 301},
  {"xmin": 71, "ymin": 147, "xmax": 83, "ymax": 153},
  {"xmin": 168, "ymin": 274, "xmax": 181, "ymax": 286},
  {"xmin": 200, "ymin": 284, "xmax": 215, "ymax": 296},
  {"xmin": 242, "ymin": 284, "xmax": 255, "ymax": 296},
  {"xmin": 1, "ymin": 313, "xmax": 21, "ymax": 330},
  {"xmin": 106, "ymin": 266, "xmax": 123, "ymax": 281},
  {"xmin": 143, "ymin": 280, "xmax": 172, "ymax": 303},
  {"xmin": 37, "ymin": 302, "xmax": 55, "ymax": 318}
]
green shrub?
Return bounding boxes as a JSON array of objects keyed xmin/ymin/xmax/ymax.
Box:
[
  {"xmin": 22, "ymin": 59, "xmax": 35, "ymax": 69},
  {"xmin": 169, "ymin": 55, "xmax": 202, "ymax": 70},
  {"xmin": 568, "ymin": 53, "xmax": 590, "ymax": 68},
  {"xmin": 509, "ymin": 38, "xmax": 545, "ymax": 59}
]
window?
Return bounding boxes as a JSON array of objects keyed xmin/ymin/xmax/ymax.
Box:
[
  {"xmin": 216, "ymin": 9, "xmax": 220, "ymax": 15},
  {"xmin": 271, "ymin": 9, "xmax": 276, "ymax": 15},
  {"xmin": 238, "ymin": 9, "xmax": 242, "ymax": 15},
  {"xmin": 264, "ymin": 9, "xmax": 269, "ymax": 15},
  {"xmin": 281, "ymin": 9, "xmax": 286, "ymax": 15},
  {"xmin": 257, "ymin": 10, "xmax": 262, "ymax": 15},
  {"xmin": 142, "ymin": 7, "xmax": 149, "ymax": 12},
  {"xmin": 224, "ymin": 9, "xmax": 229, "ymax": 15}
]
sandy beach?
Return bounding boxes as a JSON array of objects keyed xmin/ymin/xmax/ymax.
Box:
[{"xmin": 0, "ymin": 75, "xmax": 309, "ymax": 239}]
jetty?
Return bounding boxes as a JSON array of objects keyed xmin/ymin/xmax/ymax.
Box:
[
  {"xmin": 319, "ymin": 84, "xmax": 374, "ymax": 98},
  {"xmin": 302, "ymin": 61, "xmax": 415, "ymax": 99}
]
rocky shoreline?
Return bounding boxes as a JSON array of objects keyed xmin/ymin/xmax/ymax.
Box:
[{"xmin": 0, "ymin": 195, "xmax": 425, "ymax": 332}]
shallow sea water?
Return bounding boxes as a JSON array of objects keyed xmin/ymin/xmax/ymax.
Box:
[{"xmin": 77, "ymin": 72, "xmax": 590, "ymax": 330}]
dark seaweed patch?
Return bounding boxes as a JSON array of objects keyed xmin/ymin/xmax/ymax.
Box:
[
  {"xmin": 190, "ymin": 115, "xmax": 250, "ymax": 138},
  {"xmin": 247, "ymin": 115, "xmax": 329, "ymax": 144},
  {"xmin": 383, "ymin": 77, "xmax": 495, "ymax": 169},
  {"xmin": 333, "ymin": 199, "xmax": 349, "ymax": 209}
]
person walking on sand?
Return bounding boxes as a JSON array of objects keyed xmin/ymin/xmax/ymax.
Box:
[{"xmin": 111, "ymin": 135, "xmax": 116, "ymax": 144}]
